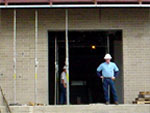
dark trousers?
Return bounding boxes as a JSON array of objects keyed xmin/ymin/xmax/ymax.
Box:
[
  {"xmin": 103, "ymin": 78, "xmax": 118, "ymax": 102},
  {"xmin": 60, "ymin": 84, "xmax": 66, "ymax": 104}
]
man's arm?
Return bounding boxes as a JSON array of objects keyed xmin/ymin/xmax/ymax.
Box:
[
  {"xmin": 61, "ymin": 73, "xmax": 67, "ymax": 88},
  {"xmin": 61, "ymin": 79, "xmax": 67, "ymax": 88},
  {"xmin": 114, "ymin": 71, "xmax": 119, "ymax": 78},
  {"xmin": 97, "ymin": 71, "xmax": 102, "ymax": 77},
  {"xmin": 97, "ymin": 64, "xmax": 103, "ymax": 77},
  {"xmin": 114, "ymin": 63, "xmax": 119, "ymax": 78}
]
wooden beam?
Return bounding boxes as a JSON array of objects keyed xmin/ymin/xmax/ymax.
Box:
[
  {"xmin": 138, "ymin": 0, "xmax": 142, "ymax": 4},
  {"xmin": 5, "ymin": 0, "xmax": 8, "ymax": 5}
]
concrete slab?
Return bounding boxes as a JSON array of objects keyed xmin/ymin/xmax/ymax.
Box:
[{"xmin": 0, "ymin": 104, "xmax": 150, "ymax": 113}]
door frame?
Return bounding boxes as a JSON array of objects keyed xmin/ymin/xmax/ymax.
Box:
[{"xmin": 47, "ymin": 29, "xmax": 124, "ymax": 104}]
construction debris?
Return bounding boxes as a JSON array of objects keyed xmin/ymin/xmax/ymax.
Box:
[
  {"xmin": 9, "ymin": 103, "xmax": 22, "ymax": 106},
  {"xmin": 28, "ymin": 102, "xmax": 35, "ymax": 106},
  {"xmin": 133, "ymin": 91, "xmax": 150, "ymax": 104},
  {"xmin": 28, "ymin": 102, "xmax": 45, "ymax": 106}
]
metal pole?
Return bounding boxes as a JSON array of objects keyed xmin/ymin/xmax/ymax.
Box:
[
  {"xmin": 65, "ymin": 9, "xmax": 70, "ymax": 105},
  {"xmin": 107, "ymin": 34, "xmax": 110, "ymax": 101},
  {"xmin": 13, "ymin": 9, "xmax": 17, "ymax": 104},
  {"xmin": 1, "ymin": 4, "xmax": 150, "ymax": 8},
  {"xmin": 54, "ymin": 38, "xmax": 57, "ymax": 105},
  {"xmin": 54, "ymin": 37, "xmax": 57, "ymax": 105},
  {"xmin": 34, "ymin": 10, "xmax": 38, "ymax": 104},
  {"xmin": 107, "ymin": 35, "xmax": 110, "ymax": 53}
]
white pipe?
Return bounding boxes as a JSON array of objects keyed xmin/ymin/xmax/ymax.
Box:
[
  {"xmin": 106, "ymin": 34, "xmax": 110, "ymax": 100},
  {"xmin": 0, "ymin": 4, "xmax": 150, "ymax": 8},
  {"xmin": 13, "ymin": 9, "xmax": 17, "ymax": 104},
  {"xmin": 65, "ymin": 9, "xmax": 70, "ymax": 105},
  {"xmin": 34, "ymin": 10, "xmax": 38, "ymax": 104},
  {"xmin": 54, "ymin": 38, "xmax": 57, "ymax": 105},
  {"xmin": 54, "ymin": 37, "xmax": 57, "ymax": 105}
]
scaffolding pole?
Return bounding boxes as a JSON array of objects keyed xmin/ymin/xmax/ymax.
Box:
[
  {"xmin": 13, "ymin": 9, "xmax": 17, "ymax": 104},
  {"xmin": 106, "ymin": 34, "xmax": 110, "ymax": 100},
  {"xmin": 107, "ymin": 35, "xmax": 110, "ymax": 53},
  {"xmin": 54, "ymin": 37, "xmax": 59, "ymax": 105},
  {"xmin": 65, "ymin": 9, "xmax": 70, "ymax": 105},
  {"xmin": 54, "ymin": 38, "xmax": 57, "ymax": 105},
  {"xmin": 34, "ymin": 10, "xmax": 38, "ymax": 104}
]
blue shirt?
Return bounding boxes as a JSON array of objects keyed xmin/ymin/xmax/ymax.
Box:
[{"xmin": 97, "ymin": 62, "xmax": 119, "ymax": 77}]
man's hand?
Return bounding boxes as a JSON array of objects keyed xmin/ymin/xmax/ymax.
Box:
[
  {"xmin": 100, "ymin": 76, "xmax": 104, "ymax": 79},
  {"xmin": 112, "ymin": 77, "xmax": 116, "ymax": 80},
  {"xmin": 63, "ymin": 83, "xmax": 67, "ymax": 88}
]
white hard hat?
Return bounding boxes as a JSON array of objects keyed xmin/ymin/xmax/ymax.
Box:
[
  {"xmin": 104, "ymin": 54, "xmax": 112, "ymax": 59},
  {"xmin": 63, "ymin": 66, "xmax": 67, "ymax": 69}
]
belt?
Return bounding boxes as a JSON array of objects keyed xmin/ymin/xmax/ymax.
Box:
[{"xmin": 104, "ymin": 77, "xmax": 112, "ymax": 79}]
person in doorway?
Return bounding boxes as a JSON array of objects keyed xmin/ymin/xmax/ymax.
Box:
[
  {"xmin": 60, "ymin": 66, "xmax": 67, "ymax": 104},
  {"xmin": 97, "ymin": 54, "xmax": 119, "ymax": 105}
]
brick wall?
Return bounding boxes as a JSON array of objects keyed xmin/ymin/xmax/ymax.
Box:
[{"xmin": 0, "ymin": 8, "xmax": 150, "ymax": 104}]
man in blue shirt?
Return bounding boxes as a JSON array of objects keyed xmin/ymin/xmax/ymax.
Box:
[{"xmin": 97, "ymin": 54, "xmax": 119, "ymax": 105}]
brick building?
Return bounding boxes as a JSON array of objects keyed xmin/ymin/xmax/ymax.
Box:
[{"xmin": 0, "ymin": 0, "xmax": 150, "ymax": 105}]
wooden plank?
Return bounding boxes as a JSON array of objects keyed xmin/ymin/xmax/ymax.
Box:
[
  {"xmin": 145, "ymin": 98, "xmax": 150, "ymax": 101},
  {"xmin": 136, "ymin": 98, "xmax": 145, "ymax": 101},
  {"xmin": 136, "ymin": 97, "xmax": 150, "ymax": 101},
  {"xmin": 0, "ymin": 87, "xmax": 12, "ymax": 113},
  {"xmin": 135, "ymin": 100, "xmax": 150, "ymax": 104},
  {"xmin": 139, "ymin": 91, "xmax": 150, "ymax": 95},
  {"xmin": 139, "ymin": 94, "xmax": 150, "ymax": 98}
]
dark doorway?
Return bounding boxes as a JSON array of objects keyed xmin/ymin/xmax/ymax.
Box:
[{"xmin": 48, "ymin": 30, "xmax": 123, "ymax": 105}]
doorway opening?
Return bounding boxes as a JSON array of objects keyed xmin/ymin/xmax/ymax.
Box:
[{"xmin": 48, "ymin": 30, "xmax": 123, "ymax": 105}]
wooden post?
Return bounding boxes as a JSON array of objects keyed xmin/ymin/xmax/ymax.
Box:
[
  {"xmin": 49, "ymin": 0, "xmax": 53, "ymax": 5},
  {"xmin": 139, "ymin": 0, "xmax": 142, "ymax": 4},
  {"xmin": 94, "ymin": 0, "xmax": 97, "ymax": 4}
]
